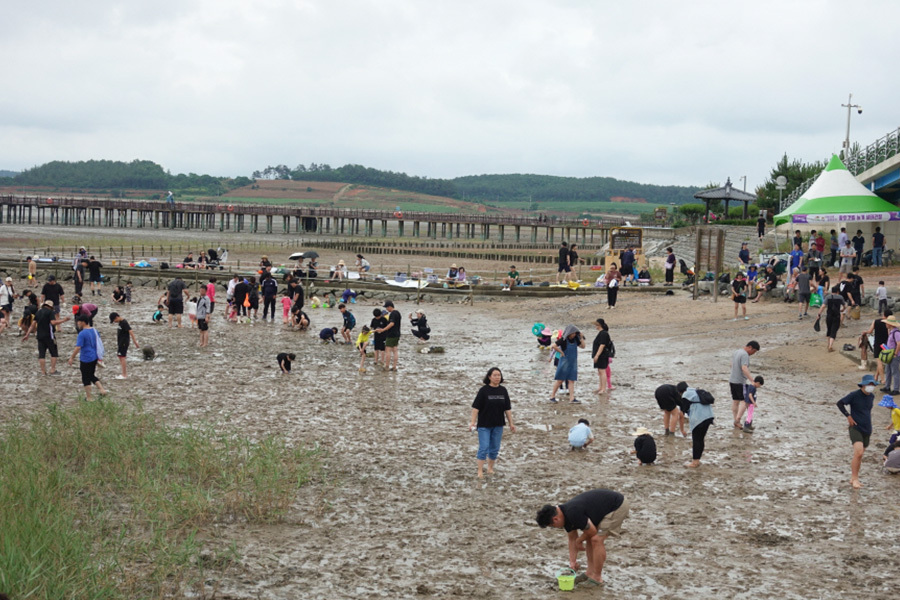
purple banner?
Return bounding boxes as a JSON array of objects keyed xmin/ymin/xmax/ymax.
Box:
[{"xmin": 793, "ymin": 212, "xmax": 900, "ymax": 224}]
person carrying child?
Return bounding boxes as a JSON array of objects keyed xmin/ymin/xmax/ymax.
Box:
[
  {"xmin": 568, "ymin": 418, "xmax": 594, "ymax": 450},
  {"xmin": 737, "ymin": 376, "xmax": 764, "ymax": 432},
  {"xmin": 630, "ymin": 427, "xmax": 657, "ymax": 465},
  {"xmin": 339, "ymin": 303, "xmax": 356, "ymax": 343},
  {"xmin": 357, "ymin": 325, "xmax": 372, "ymax": 372},
  {"xmin": 277, "ymin": 352, "xmax": 295, "ymax": 375}
]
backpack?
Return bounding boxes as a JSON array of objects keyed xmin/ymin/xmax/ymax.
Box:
[
  {"xmin": 607, "ymin": 339, "xmax": 616, "ymax": 358},
  {"xmin": 696, "ymin": 388, "xmax": 715, "ymax": 405}
]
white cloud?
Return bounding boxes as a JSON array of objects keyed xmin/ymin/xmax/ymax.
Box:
[{"xmin": 2, "ymin": 0, "xmax": 897, "ymax": 189}]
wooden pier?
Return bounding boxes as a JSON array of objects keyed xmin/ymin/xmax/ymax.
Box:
[{"xmin": 0, "ymin": 194, "xmax": 636, "ymax": 244}]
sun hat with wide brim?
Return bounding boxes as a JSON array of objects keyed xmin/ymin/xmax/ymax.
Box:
[
  {"xmin": 858, "ymin": 374, "xmax": 877, "ymax": 387},
  {"xmin": 630, "ymin": 427, "xmax": 652, "ymax": 436},
  {"xmin": 883, "ymin": 316, "xmax": 900, "ymax": 328},
  {"xmin": 878, "ymin": 395, "xmax": 898, "ymax": 409},
  {"xmin": 338, "ymin": 260, "xmax": 345, "ymax": 265},
  {"xmin": 451, "ymin": 263, "xmax": 458, "ymax": 268}
]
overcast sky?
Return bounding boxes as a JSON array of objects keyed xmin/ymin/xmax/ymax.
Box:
[{"xmin": 2, "ymin": 1, "xmax": 897, "ymax": 189}]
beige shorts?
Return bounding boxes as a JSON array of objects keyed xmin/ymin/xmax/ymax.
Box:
[{"xmin": 597, "ymin": 497, "xmax": 630, "ymax": 537}]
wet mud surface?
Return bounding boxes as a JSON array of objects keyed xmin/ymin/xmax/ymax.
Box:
[{"xmin": 2, "ymin": 267, "xmax": 898, "ymax": 598}]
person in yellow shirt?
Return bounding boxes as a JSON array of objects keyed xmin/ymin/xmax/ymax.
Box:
[{"xmin": 356, "ymin": 325, "xmax": 372, "ymax": 373}]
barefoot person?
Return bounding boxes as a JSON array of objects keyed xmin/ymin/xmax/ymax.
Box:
[
  {"xmin": 536, "ymin": 488, "xmax": 630, "ymax": 587},
  {"xmin": 836, "ymin": 374, "xmax": 877, "ymax": 489},
  {"xmin": 549, "ymin": 325, "xmax": 585, "ymax": 404},
  {"xmin": 22, "ymin": 299, "xmax": 71, "ymax": 375},
  {"xmin": 67, "ymin": 315, "xmax": 107, "ymax": 401},
  {"xmin": 655, "ymin": 383, "xmax": 687, "ymax": 437},
  {"xmin": 196, "ymin": 286, "xmax": 211, "ymax": 347},
  {"xmin": 376, "ymin": 300, "xmax": 401, "ymax": 370},
  {"xmin": 591, "ymin": 318, "xmax": 612, "ymax": 394},
  {"xmin": 467, "ymin": 367, "xmax": 516, "ymax": 478},
  {"xmin": 108, "ymin": 312, "xmax": 139, "ymax": 379}
]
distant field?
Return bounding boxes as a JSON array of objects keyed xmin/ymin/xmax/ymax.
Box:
[{"xmin": 489, "ymin": 200, "xmax": 659, "ymax": 215}]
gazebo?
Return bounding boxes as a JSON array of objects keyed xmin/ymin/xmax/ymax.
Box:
[{"xmin": 693, "ymin": 177, "xmax": 757, "ymax": 220}]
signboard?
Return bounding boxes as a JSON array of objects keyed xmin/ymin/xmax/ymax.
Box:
[
  {"xmin": 793, "ymin": 212, "xmax": 900, "ymax": 224},
  {"xmin": 654, "ymin": 207, "xmax": 667, "ymax": 221},
  {"xmin": 609, "ymin": 227, "xmax": 642, "ymax": 251}
]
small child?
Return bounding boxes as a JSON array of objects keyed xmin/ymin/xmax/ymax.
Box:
[
  {"xmin": 277, "ymin": 352, "xmax": 295, "ymax": 375},
  {"xmin": 152, "ymin": 304, "xmax": 164, "ymax": 323},
  {"xmin": 742, "ymin": 375, "xmax": 765, "ymax": 432},
  {"xmin": 187, "ymin": 297, "xmax": 198, "ymax": 328},
  {"xmin": 125, "ymin": 281, "xmax": 133, "ymax": 304},
  {"xmin": 371, "ymin": 308, "xmax": 387, "ymax": 365},
  {"xmin": 630, "ymin": 427, "xmax": 657, "ymax": 465},
  {"xmin": 877, "ymin": 281, "xmax": 888, "ymax": 315},
  {"xmin": 357, "ymin": 325, "xmax": 372, "ymax": 372},
  {"xmin": 537, "ymin": 327, "xmax": 552, "ymax": 349},
  {"xmin": 339, "ymin": 303, "xmax": 356, "ymax": 343},
  {"xmin": 568, "ymin": 418, "xmax": 594, "ymax": 450},
  {"xmin": 226, "ymin": 299, "xmax": 238, "ymax": 322},
  {"xmin": 281, "ymin": 292, "xmax": 293, "ymax": 324},
  {"xmin": 341, "ymin": 288, "xmax": 358, "ymax": 304},
  {"xmin": 319, "ymin": 327, "xmax": 338, "ymax": 343}
]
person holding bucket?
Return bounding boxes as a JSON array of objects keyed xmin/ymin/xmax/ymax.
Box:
[{"xmin": 536, "ymin": 488, "xmax": 629, "ymax": 587}]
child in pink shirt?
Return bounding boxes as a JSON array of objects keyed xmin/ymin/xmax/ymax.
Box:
[{"xmin": 281, "ymin": 293, "xmax": 293, "ymax": 324}]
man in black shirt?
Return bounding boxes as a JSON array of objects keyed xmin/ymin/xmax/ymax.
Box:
[
  {"xmin": 555, "ymin": 241, "xmax": 570, "ymax": 284},
  {"xmin": 109, "ymin": 312, "xmax": 139, "ymax": 379},
  {"xmin": 536, "ymin": 489, "xmax": 630, "ymax": 586},
  {"xmin": 376, "ymin": 300, "xmax": 402, "ymax": 370},
  {"xmin": 22, "ymin": 299, "xmax": 71, "ymax": 375},
  {"xmin": 87, "ymin": 256, "xmax": 103, "ymax": 296},
  {"xmin": 40, "ymin": 275, "xmax": 66, "ymax": 328},
  {"xmin": 167, "ymin": 276, "xmax": 188, "ymax": 327}
]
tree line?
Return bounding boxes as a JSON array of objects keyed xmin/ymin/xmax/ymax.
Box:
[{"xmin": 0, "ymin": 160, "xmax": 252, "ymax": 196}]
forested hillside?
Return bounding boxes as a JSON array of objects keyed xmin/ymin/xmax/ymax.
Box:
[{"xmin": 0, "ymin": 160, "xmax": 252, "ymax": 196}]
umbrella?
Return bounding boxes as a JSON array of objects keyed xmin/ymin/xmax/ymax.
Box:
[{"xmin": 289, "ymin": 250, "xmax": 319, "ymax": 260}]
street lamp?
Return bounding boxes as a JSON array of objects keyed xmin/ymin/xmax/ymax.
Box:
[{"xmin": 841, "ymin": 93, "xmax": 862, "ymax": 161}]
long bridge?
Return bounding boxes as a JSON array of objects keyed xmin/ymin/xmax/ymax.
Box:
[{"xmin": 0, "ymin": 194, "xmax": 649, "ymax": 245}]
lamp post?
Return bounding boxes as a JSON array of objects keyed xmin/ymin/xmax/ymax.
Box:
[{"xmin": 841, "ymin": 93, "xmax": 862, "ymax": 162}]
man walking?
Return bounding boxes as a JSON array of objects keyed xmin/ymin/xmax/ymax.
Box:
[
  {"xmin": 836, "ymin": 374, "xmax": 877, "ymax": 489},
  {"xmin": 556, "ymin": 241, "xmax": 570, "ymax": 284},
  {"xmin": 536, "ymin": 488, "xmax": 630, "ymax": 586},
  {"xmin": 376, "ymin": 300, "xmax": 401, "ymax": 370},
  {"xmin": 22, "ymin": 299, "xmax": 70, "ymax": 375},
  {"xmin": 87, "ymin": 255, "xmax": 104, "ymax": 296},
  {"xmin": 729, "ymin": 341, "xmax": 759, "ymax": 428}
]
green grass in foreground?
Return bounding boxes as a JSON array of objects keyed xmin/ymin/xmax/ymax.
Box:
[{"xmin": 0, "ymin": 399, "xmax": 322, "ymax": 599}]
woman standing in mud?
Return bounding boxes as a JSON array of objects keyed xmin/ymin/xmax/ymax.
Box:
[
  {"xmin": 549, "ymin": 325, "xmax": 585, "ymax": 403},
  {"xmin": 468, "ymin": 367, "xmax": 516, "ymax": 479},
  {"xmin": 604, "ymin": 264, "xmax": 622, "ymax": 309}
]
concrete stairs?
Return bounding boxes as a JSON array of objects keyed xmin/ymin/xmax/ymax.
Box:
[{"xmin": 645, "ymin": 225, "xmax": 771, "ymax": 271}]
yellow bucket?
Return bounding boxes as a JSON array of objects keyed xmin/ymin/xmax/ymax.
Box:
[{"xmin": 556, "ymin": 568, "xmax": 576, "ymax": 591}]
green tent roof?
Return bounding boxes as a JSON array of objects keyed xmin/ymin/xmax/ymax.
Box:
[{"xmin": 774, "ymin": 155, "xmax": 898, "ymax": 226}]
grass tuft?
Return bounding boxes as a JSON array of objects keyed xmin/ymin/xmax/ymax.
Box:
[{"xmin": 0, "ymin": 399, "xmax": 322, "ymax": 598}]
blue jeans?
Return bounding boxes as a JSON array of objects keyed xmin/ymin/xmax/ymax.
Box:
[
  {"xmin": 476, "ymin": 426, "xmax": 504, "ymax": 460},
  {"xmin": 873, "ymin": 247, "xmax": 883, "ymax": 267}
]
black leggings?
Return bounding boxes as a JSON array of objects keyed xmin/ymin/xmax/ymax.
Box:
[
  {"xmin": 607, "ymin": 286, "xmax": 618, "ymax": 307},
  {"xmin": 692, "ymin": 418, "xmax": 714, "ymax": 460},
  {"xmin": 263, "ymin": 296, "xmax": 276, "ymax": 319}
]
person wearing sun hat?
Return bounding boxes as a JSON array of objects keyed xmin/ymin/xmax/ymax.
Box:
[
  {"xmin": 879, "ymin": 315, "xmax": 900, "ymax": 394},
  {"xmin": 836, "ymin": 374, "xmax": 878, "ymax": 489},
  {"xmin": 629, "ymin": 427, "xmax": 657, "ymax": 465},
  {"xmin": 445, "ymin": 263, "xmax": 459, "ymax": 284}
]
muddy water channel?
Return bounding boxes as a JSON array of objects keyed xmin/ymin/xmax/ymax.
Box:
[{"xmin": 2, "ymin": 285, "xmax": 896, "ymax": 599}]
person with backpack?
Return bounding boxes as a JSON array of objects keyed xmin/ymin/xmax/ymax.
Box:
[
  {"xmin": 591, "ymin": 318, "xmax": 615, "ymax": 395},
  {"xmin": 677, "ymin": 382, "xmax": 715, "ymax": 468},
  {"xmin": 729, "ymin": 341, "xmax": 759, "ymax": 429}
]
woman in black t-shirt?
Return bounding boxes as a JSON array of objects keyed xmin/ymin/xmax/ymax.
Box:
[
  {"xmin": 468, "ymin": 367, "xmax": 516, "ymax": 479},
  {"xmin": 591, "ymin": 318, "xmax": 613, "ymax": 394}
]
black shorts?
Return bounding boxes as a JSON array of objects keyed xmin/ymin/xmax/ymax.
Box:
[
  {"xmin": 733, "ymin": 296, "xmax": 746, "ymax": 304},
  {"xmin": 198, "ymin": 320, "xmax": 209, "ymax": 331},
  {"xmin": 374, "ymin": 337, "xmax": 386, "ymax": 351},
  {"xmin": 558, "ymin": 264, "xmax": 571, "ymax": 273},
  {"xmin": 80, "ymin": 360, "xmax": 99, "ymax": 386},
  {"xmin": 89, "ymin": 276, "xmax": 102, "ymax": 283},
  {"xmin": 168, "ymin": 299, "xmax": 184, "ymax": 315},
  {"xmin": 594, "ymin": 355, "xmax": 610, "ymax": 370},
  {"xmin": 655, "ymin": 389, "xmax": 677, "ymax": 412},
  {"xmin": 249, "ymin": 297, "xmax": 259, "ymax": 309},
  {"xmin": 730, "ymin": 382, "xmax": 744, "ymax": 401},
  {"xmin": 1, "ymin": 303, "xmax": 11, "ymax": 313},
  {"xmin": 37, "ymin": 337, "xmax": 58, "ymax": 359},
  {"xmin": 117, "ymin": 342, "xmax": 129, "ymax": 357}
]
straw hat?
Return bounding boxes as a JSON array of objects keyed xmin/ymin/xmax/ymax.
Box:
[
  {"xmin": 451, "ymin": 263, "xmax": 458, "ymax": 268},
  {"xmin": 338, "ymin": 260, "xmax": 345, "ymax": 266},
  {"xmin": 883, "ymin": 316, "xmax": 900, "ymax": 328},
  {"xmin": 630, "ymin": 427, "xmax": 652, "ymax": 436}
]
